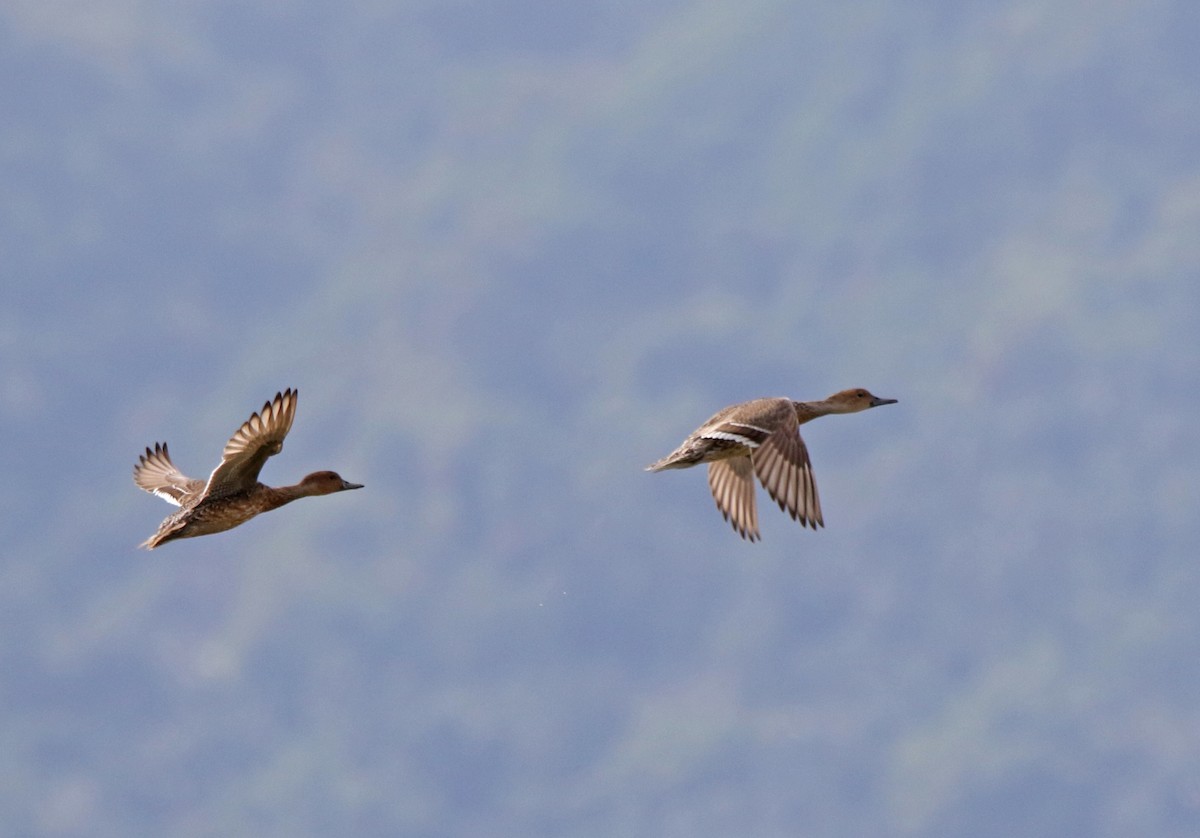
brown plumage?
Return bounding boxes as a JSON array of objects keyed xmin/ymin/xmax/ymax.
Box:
[
  {"xmin": 646, "ymin": 389, "xmax": 897, "ymax": 541},
  {"xmin": 133, "ymin": 389, "xmax": 362, "ymax": 549}
]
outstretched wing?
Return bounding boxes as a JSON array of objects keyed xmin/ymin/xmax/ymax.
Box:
[
  {"xmin": 133, "ymin": 443, "xmax": 204, "ymax": 506},
  {"xmin": 202, "ymin": 389, "xmax": 298, "ymax": 499},
  {"xmin": 708, "ymin": 457, "xmax": 761, "ymax": 541},
  {"xmin": 751, "ymin": 427, "xmax": 823, "ymax": 529}
]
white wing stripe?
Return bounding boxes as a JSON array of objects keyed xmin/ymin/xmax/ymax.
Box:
[
  {"xmin": 702, "ymin": 430, "xmax": 763, "ymax": 448},
  {"xmin": 725, "ymin": 422, "xmax": 771, "ymax": 434}
]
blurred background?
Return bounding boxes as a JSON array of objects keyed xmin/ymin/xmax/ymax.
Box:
[{"xmin": 3, "ymin": 0, "xmax": 1199, "ymax": 835}]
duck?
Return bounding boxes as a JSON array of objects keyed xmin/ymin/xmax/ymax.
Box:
[
  {"xmin": 646, "ymin": 389, "xmax": 897, "ymax": 541},
  {"xmin": 133, "ymin": 389, "xmax": 362, "ymax": 549}
]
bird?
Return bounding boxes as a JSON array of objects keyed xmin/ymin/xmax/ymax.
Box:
[
  {"xmin": 133, "ymin": 389, "xmax": 362, "ymax": 549},
  {"xmin": 645, "ymin": 389, "xmax": 897, "ymax": 541}
]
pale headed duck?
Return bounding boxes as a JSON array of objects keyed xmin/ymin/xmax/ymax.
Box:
[{"xmin": 646, "ymin": 389, "xmax": 897, "ymax": 541}]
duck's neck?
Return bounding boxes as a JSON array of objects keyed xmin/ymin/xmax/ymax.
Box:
[
  {"xmin": 792, "ymin": 398, "xmax": 839, "ymax": 425},
  {"xmin": 264, "ymin": 483, "xmax": 313, "ymax": 508}
]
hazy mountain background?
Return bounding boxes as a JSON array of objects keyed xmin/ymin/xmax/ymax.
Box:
[{"xmin": 3, "ymin": 0, "xmax": 1198, "ymax": 835}]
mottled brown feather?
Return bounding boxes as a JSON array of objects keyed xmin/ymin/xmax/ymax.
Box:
[{"xmin": 132, "ymin": 389, "xmax": 362, "ymax": 549}]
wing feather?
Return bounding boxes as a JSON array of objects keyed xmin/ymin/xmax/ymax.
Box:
[
  {"xmin": 203, "ymin": 389, "xmax": 298, "ymax": 498},
  {"xmin": 707, "ymin": 458, "xmax": 760, "ymax": 541},
  {"xmin": 752, "ymin": 427, "xmax": 824, "ymax": 530},
  {"xmin": 133, "ymin": 443, "xmax": 204, "ymax": 506}
]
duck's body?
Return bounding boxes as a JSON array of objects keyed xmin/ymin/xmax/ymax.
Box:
[
  {"xmin": 646, "ymin": 389, "xmax": 897, "ymax": 541},
  {"xmin": 133, "ymin": 389, "xmax": 362, "ymax": 549}
]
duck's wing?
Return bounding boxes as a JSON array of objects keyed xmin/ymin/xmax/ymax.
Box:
[
  {"xmin": 751, "ymin": 426, "xmax": 823, "ymax": 529},
  {"xmin": 133, "ymin": 443, "xmax": 204, "ymax": 507},
  {"xmin": 700, "ymin": 398, "xmax": 796, "ymax": 448},
  {"xmin": 708, "ymin": 457, "xmax": 760, "ymax": 541},
  {"xmin": 647, "ymin": 399, "xmax": 793, "ymax": 471},
  {"xmin": 202, "ymin": 389, "xmax": 298, "ymax": 499}
]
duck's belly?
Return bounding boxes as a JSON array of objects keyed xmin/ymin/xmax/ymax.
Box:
[{"xmin": 174, "ymin": 501, "xmax": 265, "ymax": 538}]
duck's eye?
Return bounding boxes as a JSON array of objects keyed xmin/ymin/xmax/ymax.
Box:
[{"xmin": 857, "ymin": 390, "xmax": 866, "ymax": 397}]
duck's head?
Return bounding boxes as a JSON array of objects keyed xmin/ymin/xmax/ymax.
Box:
[
  {"xmin": 823, "ymin": 388, "xmax": 898, "ymax": 414},
  {"xmin": 300, "ymin": 470, "xmax": 365, "ymax": 495}
]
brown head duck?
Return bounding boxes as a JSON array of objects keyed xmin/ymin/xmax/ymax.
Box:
[{"xmin": 133, "ymin": 389, "xmax": 362, "ymax": 549}]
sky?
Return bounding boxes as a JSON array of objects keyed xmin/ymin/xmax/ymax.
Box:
[{"xmin": 3, "ymin": 1, "xmax": 1200, "ymax": 835}]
